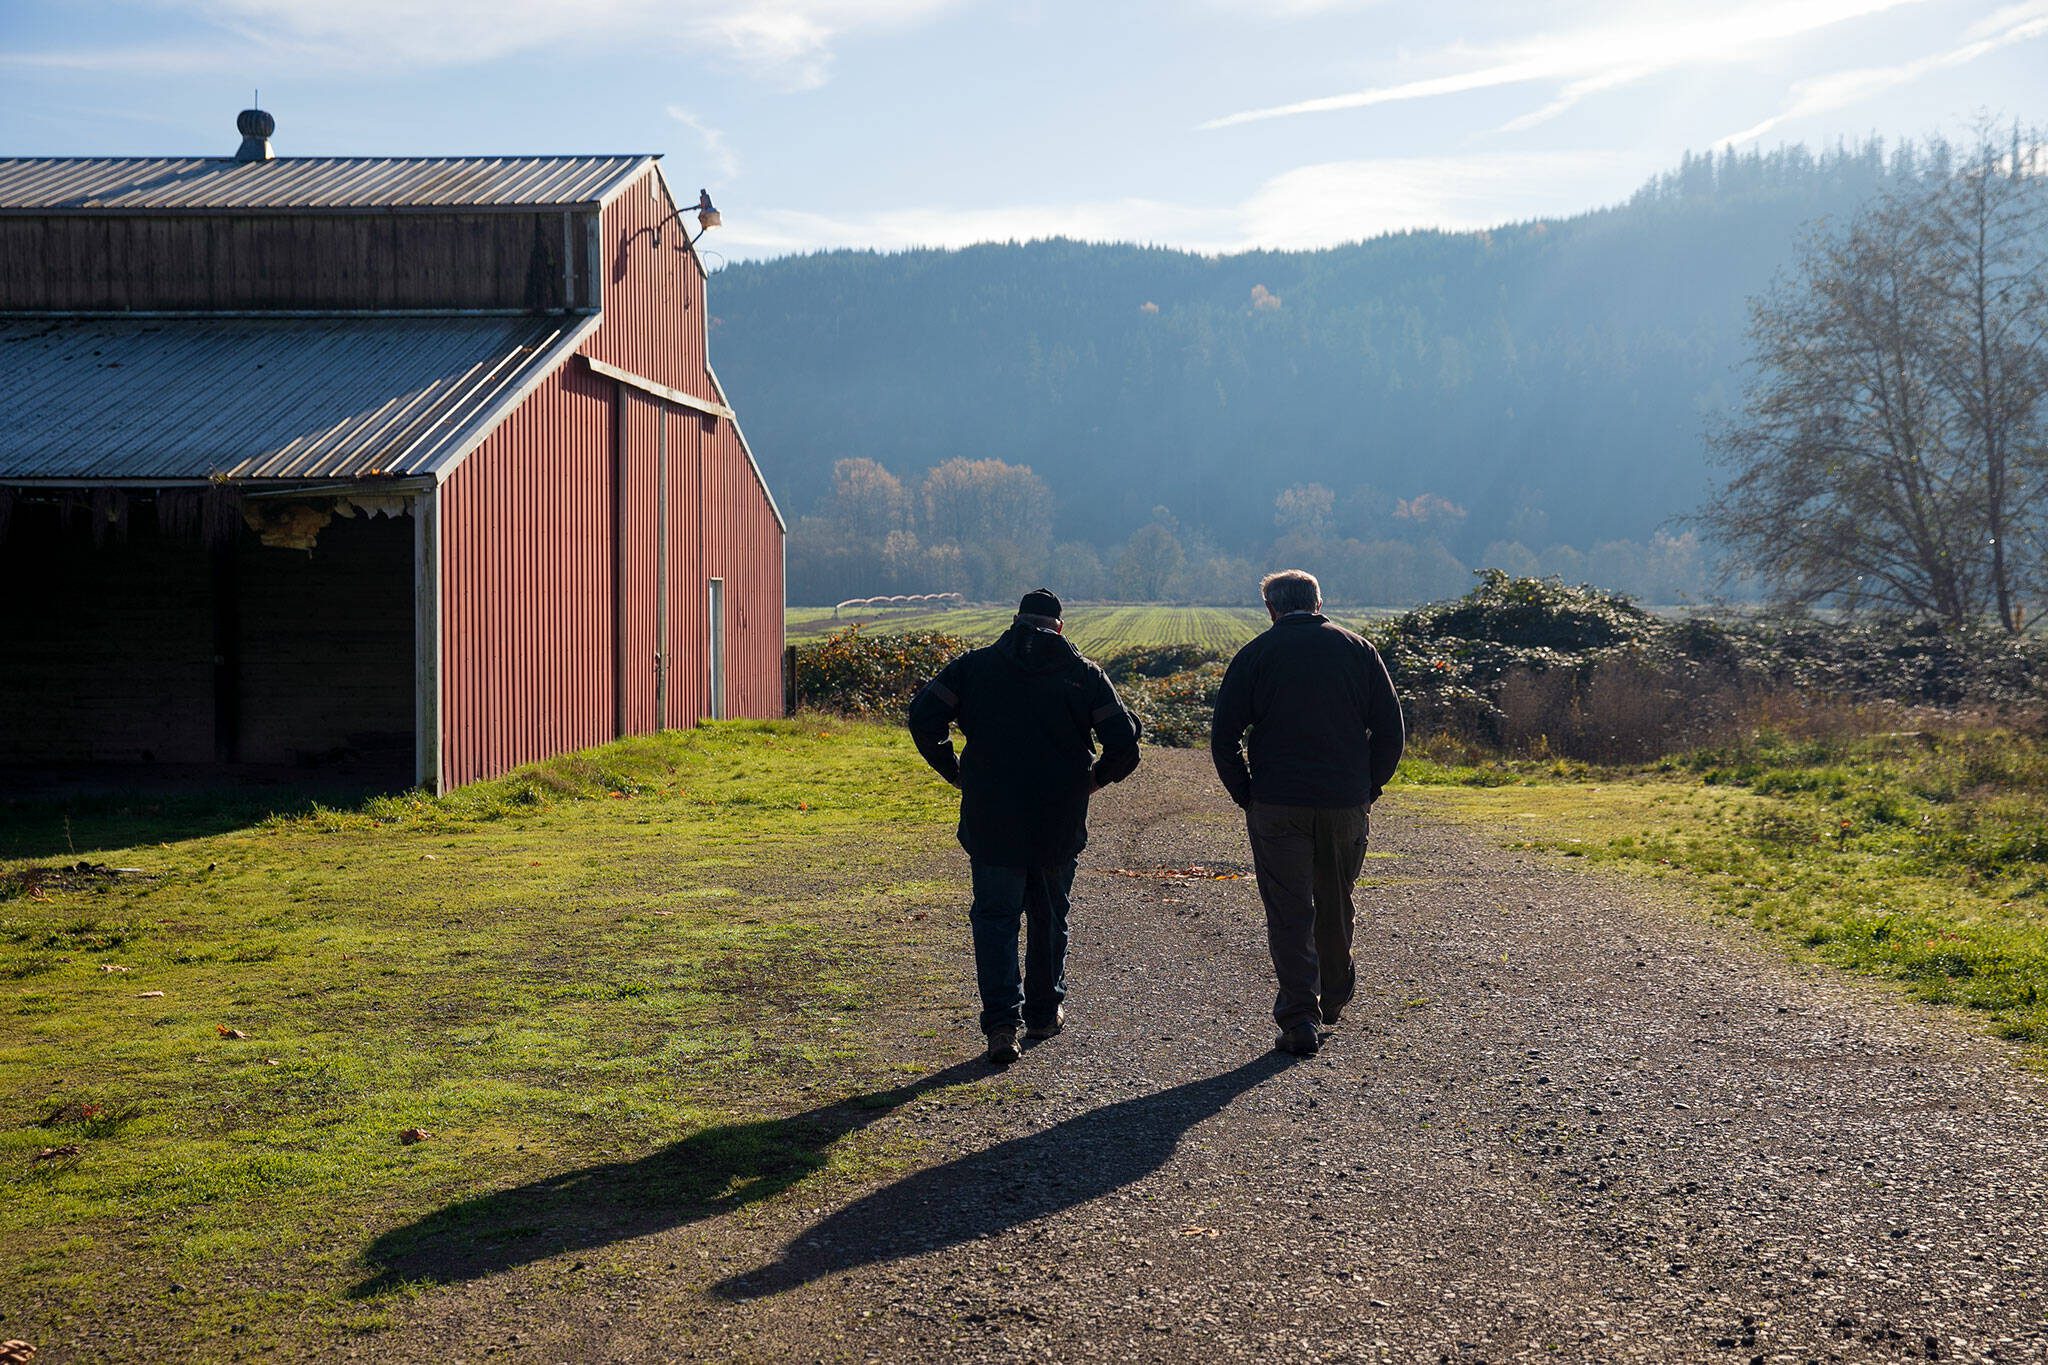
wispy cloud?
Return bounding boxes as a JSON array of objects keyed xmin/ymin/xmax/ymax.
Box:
[
  {"xmin": 6, "ymin": 1, "xmax": 962, "ymax": 87},
  {"xmin": 1200, "ymin": 0, "xmax": 1931, "ymax": 131},
  {"xmin": 668, "ymin": 107, "xmax": 742, "ymax": 181},
  {"xmin": 0, "ymin": 44, "xmax": 232, "ymax": 73},
  {"xmin": 1718, "ymin": 0, "xmax": 2048, "ymax": 146},
  {"xmin": 713, "ymin": 149, "xmax": 1637, "ymax": 258}
]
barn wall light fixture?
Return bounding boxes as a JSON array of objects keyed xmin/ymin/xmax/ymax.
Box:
[{"xmin": 652, "ymin": 189, "xmax": 722, "ymax": 250}]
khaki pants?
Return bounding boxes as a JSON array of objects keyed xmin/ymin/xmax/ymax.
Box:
[{"xmin": 1246, "ymin": 801, "xmax": 1369, "ymax": 1030}]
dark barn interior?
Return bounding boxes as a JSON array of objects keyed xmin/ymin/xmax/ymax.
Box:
[{"xmin": 0, "ymin": 490, "xmax": 415, "ymax": 784}]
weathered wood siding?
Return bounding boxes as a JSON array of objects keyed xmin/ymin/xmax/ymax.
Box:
[{"xmin": 0, "ymin": 212, "xmax": 597, "ymax": 312}]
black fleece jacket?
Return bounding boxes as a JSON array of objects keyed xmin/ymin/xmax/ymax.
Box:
[
  {"xmin": 907, "ymin": 621, "xmax": 1142, "ymax": 868},
  {"xmin": 1210, "ymin": 612, "xmax": 1405, "ymax": 809}
]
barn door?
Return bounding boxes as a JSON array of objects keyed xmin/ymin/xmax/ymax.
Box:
[
  {"xmin": 653, "ymin": 410, "xmax": 669, "ymax": 726},
  {"xmin": 707, "ymin": 577, "xmax": 727, "ymax": 721},
  {"xmin": 613, "ymin": 387, "xmax": 662, "ymax": 736}
]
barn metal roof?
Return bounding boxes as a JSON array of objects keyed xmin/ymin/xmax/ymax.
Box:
[
  {"xmin": 0, "ymin": 314, "xmax": 598, "ymax": 482},
  {"xmin": 0, "ymin": 156, "xmax": 654, "ymax": 214}
]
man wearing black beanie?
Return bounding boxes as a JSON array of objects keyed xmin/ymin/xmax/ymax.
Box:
[{"xmin": 907, "ymin": 589, "xmax": 1143, "ymax": 1064}]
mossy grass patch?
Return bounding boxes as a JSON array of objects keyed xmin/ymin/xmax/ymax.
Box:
[
  {"xmin": 1401, "ymin": 721, "xmax": 2048, "ymax": 1057},
  {"xmin": 1, "ymin": 720, "xmax": 971, "ymax": 1355}
]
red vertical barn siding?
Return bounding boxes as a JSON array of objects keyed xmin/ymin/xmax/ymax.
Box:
[
  {"xmin": 662, "ymin": 407, "xmax": 707, "ymax": 728},
  {"xmin": 587, "ymin": 167, "xmax": 783, "ymax": 728},
  {"xmin": 616, "ymin": 387, "xmax": 661, "ymax": 735},
  {"xmin": 432, "ymin": 165, "xmax": 782, "ymax": 787},
  {"xmin": 700, "ymin": 417, "xmax": 786, "ymax": 719},
  {"xmin": 439, "ymin": 362, "xmax": 616, "ymax": 788},
  {"xmin": 587, "ymin": 173, "xmax": 707, "ymax": 397}
]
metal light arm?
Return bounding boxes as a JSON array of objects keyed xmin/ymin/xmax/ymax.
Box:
[{"xmin": 652, "ymin": 189, "xmax": 723, "ymax": 251}]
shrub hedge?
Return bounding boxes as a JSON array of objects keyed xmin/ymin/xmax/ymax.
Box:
[{"xmin": 792, "ymin": 576, "xmax": 2048, "ymax": 757}]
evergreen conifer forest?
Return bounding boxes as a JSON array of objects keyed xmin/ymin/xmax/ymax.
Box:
[{"xmin": 711, "ymin": 140, "xmax": 1989, "ymax": 606}]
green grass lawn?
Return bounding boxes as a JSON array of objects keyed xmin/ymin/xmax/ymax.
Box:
[
  {"xmin": 0, "ymin": 721, "xmax": 968, "ymax": 1356},
  {"xmin": 1405, "ymin": 723, "xmax": 2048, "ymax": 1057}
]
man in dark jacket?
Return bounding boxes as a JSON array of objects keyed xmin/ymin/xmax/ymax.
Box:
[
  {"xmin": 908, "ymin": 589, "xmax": 1142, "ymax": 1065},
  {"xmin": 1211, "ymin": 569, "xmax": 1404, "ymax": 1058}
]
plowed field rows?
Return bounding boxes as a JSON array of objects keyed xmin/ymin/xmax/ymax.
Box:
[{"xmin": 786, "ymin": 605, "xmax": 1278, "ymax": 654}]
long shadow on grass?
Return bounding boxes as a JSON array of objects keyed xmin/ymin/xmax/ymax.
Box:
[
  {"xmin": 712, "ymin": 1050, "xmax": 1291, "ymax": 1300},
  {"xmin": 352, "ymin": 1057, "xmax": 991, "ymax": 1296},
  {"xmin": 0, "ymin": 775, "xmax": 400, "ymax": 861}
]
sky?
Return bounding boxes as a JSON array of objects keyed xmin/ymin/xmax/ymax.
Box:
[{"xmin": 1, "ymin": 0, "xmax": 2041, "ymax": 261}]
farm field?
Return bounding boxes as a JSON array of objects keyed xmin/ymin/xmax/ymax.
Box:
[{"xmin": 786, "ymin": 604, "xmax": 1390, "ymax": 654}]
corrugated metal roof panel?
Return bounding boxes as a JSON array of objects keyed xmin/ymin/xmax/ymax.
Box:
[
  {"xmin": 0, "ymin": 156, "xmax": 653, "ymax": 212},
  {"xmin": 0, "ymin": 315, "xmax": 588, "ymax": 481}
]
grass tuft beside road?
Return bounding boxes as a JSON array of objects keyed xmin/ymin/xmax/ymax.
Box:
[
  {"xmin": 0, "ymin": 720, "xmax": 967, "ymax": 1355},
  {"xmin": 1404, "ymin": 721, "xmax": 2048, "ymax": 1054}
]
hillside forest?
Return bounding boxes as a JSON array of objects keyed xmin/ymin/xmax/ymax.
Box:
[{"xmin": 709, "ymin": 138, "xmax": 2003, "ymax": 607}]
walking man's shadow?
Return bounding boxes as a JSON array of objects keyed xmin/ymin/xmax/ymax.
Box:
[
  {"xmin": 355, "ymin": 1050, "xmax": 1289, "ymax": 1300},
  {"xmin": 354, "ymin": 1057, "xmax": 989, "ymax": 1296},
  {"xmin": 714, "ymin": 1050, "xmax": 1291, "ymax": 1299}
]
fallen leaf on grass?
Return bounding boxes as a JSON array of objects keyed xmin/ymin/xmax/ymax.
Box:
[
  {"xmin": 399, "ymin": 1128, "xmax": 432, "ymax": 1145},
  {"xmin": 33, "ymin": 1145, "xmax": 80, "ymax": 1163},
  {"xmin": 216, "ymin": 1026, "xmax": 250, "ymax": 1040},
  {"xmin": 137, "ymin": 991, "xmax": 165, "ymax": 999}
]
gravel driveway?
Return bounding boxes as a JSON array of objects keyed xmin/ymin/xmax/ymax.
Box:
[{"xmin": 388, "ymin": 748, "xmax": 2048, "ymax": 1363}]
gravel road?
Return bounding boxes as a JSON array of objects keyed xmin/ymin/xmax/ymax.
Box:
[{"xmin": 389, "ymin": 748, "xmax": 2048, "ymax": 1363}]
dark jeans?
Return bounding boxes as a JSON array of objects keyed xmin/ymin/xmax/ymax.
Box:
[
  {"xmin": 968, "ymin": 860, "xmax": 1076, "ymax": 1034},
  {"xmin": 1245, "ymin": 801, "xmax": 1370, "ymax": 1030}
]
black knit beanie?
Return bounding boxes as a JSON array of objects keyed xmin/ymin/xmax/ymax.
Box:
[{"xmin": 1017, "ymin": 588, "xmax": 1063, "ymax": 620}]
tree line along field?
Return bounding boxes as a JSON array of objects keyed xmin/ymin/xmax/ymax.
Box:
[{"xmin": 786, "ymin": 604, "xmax": 1368, "ymax": 655}]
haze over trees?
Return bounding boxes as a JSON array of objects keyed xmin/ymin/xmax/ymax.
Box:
[
  {"xmin": 712, "ymin": 139, "xmax": 2008, "ymax": 606},
  {"xmin": 1705, "ymin": 126, "xmax": 2047, "ymax": 632}
]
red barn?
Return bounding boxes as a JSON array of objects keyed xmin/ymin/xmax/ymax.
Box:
[{"xmin": 0, "ymin": 114, "xmax": 785, "ymax": 792}]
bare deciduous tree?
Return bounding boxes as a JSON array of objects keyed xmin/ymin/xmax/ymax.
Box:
[{"xmin": 1706, "ymin": 125, "xmax": 2047, "ymax": 632}]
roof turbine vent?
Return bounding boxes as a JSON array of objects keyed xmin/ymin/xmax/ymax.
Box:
[{"xmin": 234, "ymin": 106, "xmax": 275, "ymax": 162}]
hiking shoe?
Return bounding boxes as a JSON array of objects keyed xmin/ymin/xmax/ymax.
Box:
[
  {"xmin": 985, "ymin": 1027, "xmax": 1020, "ymax": 1065},
  {"xmin": 1276, "ymin": 1021, "xmax": 1322, "ymax": 1057},
  {"xmin": 1024, "ymin": 1007, "xmax": 1065, "ymax": 1041}
]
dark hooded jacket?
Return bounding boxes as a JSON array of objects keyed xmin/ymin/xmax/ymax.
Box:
[
  {"xmin": 907, "ymin": 620, "xmax": 1142, "ymax": 868},
  {"xmin": 1210, "ymin": 612, "xmax": 1404, "ymax": 809}
]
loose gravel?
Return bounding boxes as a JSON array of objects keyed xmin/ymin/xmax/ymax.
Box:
[{"xmin": 385, "ymin": 749, "xmax": 2048, "ymax": 1363}]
